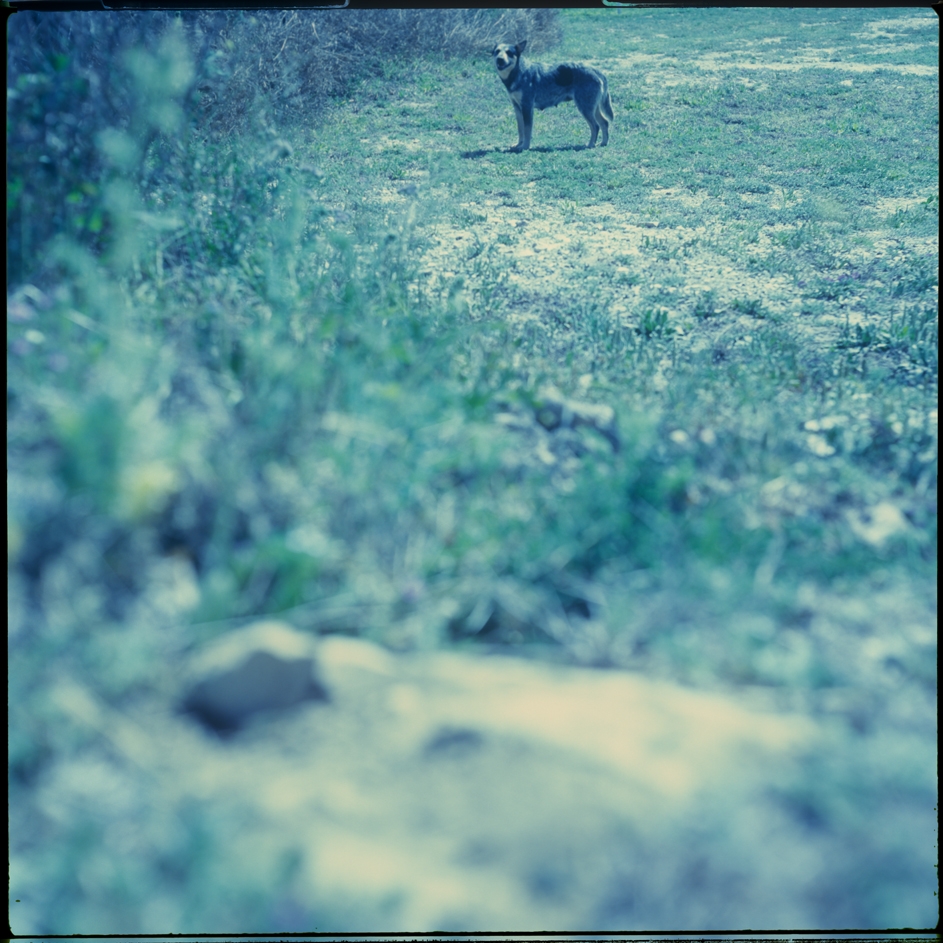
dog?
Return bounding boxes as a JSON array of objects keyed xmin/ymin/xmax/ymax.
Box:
[{"xmin": 492, "ymin": 40, "xmax": 613, "ymax": 152}]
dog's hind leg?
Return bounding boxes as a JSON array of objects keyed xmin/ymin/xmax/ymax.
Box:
[
  {"xmin": 601, "ymin": 88, "xmax": 614, "ymax": 122},
  {"xmin": 575, "ymin": 94, "xmax": 601, "ymax": 148},
  {"xmin": 594, "ymin": 80, "xmax": 612, "ymax": 146},
  {"xmin": 595, "ymin": 99, "xmax": 610, "ymax": 146},
  {"xmin": 573, "ymin": 84, "xmax": 609, "ymax": 147}
]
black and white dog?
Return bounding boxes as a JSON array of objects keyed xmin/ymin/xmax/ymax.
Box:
[{"xmin": 492, "ymin": 40, "xmax": 613, "ymax": 151}]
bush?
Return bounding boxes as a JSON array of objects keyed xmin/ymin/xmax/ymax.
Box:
[{"xmin": 7, "ymin": 9, "xmax": 560, "ymax": 285}]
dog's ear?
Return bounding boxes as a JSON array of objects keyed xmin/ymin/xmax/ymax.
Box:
[{"xmin": 517, "ymin": 40, "xmax": 528, "ymax": 55}]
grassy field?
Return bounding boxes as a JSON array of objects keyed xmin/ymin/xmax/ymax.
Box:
[
  {"xmin": 8, "ymin": 7, "xmax": 938, "ymax": 932},
  {"xmin": 238, "ymin": 7, "xmax": 938, "ymax": 688}
]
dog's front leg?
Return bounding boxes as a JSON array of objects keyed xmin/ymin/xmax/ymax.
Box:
[
  {"xmin": 511, "ymin": 103, "xmax": 528, "ymax": 152},
  {"xmin": 518, "ymin": 102, "xmax": 534, "ymax": 150}
]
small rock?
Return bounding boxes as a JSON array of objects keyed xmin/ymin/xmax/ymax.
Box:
[
  {"xmin": 423, "ymin": 726, "xmax": 484, "ymax": 758},
  {"xmin": 181, "ymin": 620, "xmax": 329, "ymax": 735},
  {"xmin": 266, "ymin": 139, "xmax": 293, "ymax": 162},
  {"xmin": 534, "ymin": 387, "xmax": 620, "ymax": 451},
  {"xmin": 845, "ymin": 502, "xmax": 911, "ymax": 547}
]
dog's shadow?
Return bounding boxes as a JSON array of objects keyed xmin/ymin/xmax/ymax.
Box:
[
  {"xmin": 460, "ymin": 143, "xmax": 596, "ymax": 159},
  {"xmin": 527, "ymin": 144, "xmax": 593, "ymax": 154}
]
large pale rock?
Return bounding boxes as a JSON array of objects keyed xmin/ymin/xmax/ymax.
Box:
[
  {"xmin": 19, "ymin": 634, "xmax": 935, "ymax": 932},
  {"xmin": 181, "ymin": 620, "xmax": 328, "ymax": 734}
]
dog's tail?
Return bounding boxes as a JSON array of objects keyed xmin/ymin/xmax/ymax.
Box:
[{"xmin": 601, "ymin": 78, "xmax": 614, "ymax": 121}]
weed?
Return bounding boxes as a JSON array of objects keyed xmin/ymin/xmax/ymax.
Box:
[
  {"xmin": 731, "ymin": 298, "xmax": 768, "ymax": 319},
  {"xmin": 837, "ymin": 306, "xmax": 939, "ymax": 374},
  {"xmin": 771, "ymin": 220, "xmax": 821, "ymax": 249},
  {"xmin": 692, "ymin": 291, "xmax": 721, "ymax": 320},
  {"xmin": 636, "ymin": 307, "xmax": 672, "ymax": 337}
]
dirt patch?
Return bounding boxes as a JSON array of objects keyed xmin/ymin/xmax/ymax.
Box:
[
  {"xmin": 853, "ymin": 16, "xmax": 940, "ymax": 38},
  {"xmin": 417, "ymin": 187, "xmax": 837, "ymax": 346},
  {"xmin": 691, "ymin": 53, "xmax": 936, "ymax": 77}
]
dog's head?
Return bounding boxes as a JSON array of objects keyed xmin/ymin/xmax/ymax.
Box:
[{"xmin": 492, "ymin": 41, "xmax": 527, "ymax": 76}]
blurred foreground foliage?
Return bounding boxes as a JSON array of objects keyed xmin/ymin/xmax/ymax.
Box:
[{"xmin": 10, "ymin": 8, "xmax": 581, "ymax": 775}]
